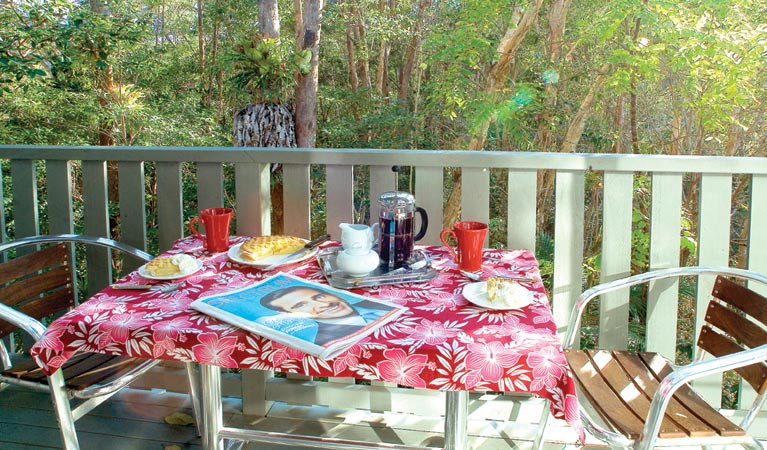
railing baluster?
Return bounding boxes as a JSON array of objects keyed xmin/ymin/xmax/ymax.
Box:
[
  {"xmin": 82, "ymin": 160, "xmax": 111, "ymax": 296},
  {"xmin": 599, "ymin": 171, "xmax": 634, "ymax": 349},
  {"xmin": 10, "ymin": 159, "xmax": 39, "ymax": 241},
  {"xmin": 235, "ymin": 162, "xmax": 270, "ymax": 237},
  {"xmin": 507, "ymin": 169, "xmax": 537, "ymax": 251},
  {"xmin": 282, "ymin": 163, "xmax": 311, "ymax": 238},
  {"xmin": 743, "ymin": 173, "xmax": 767, "ymax": 409},
  {"xmin": 369, "ymin": 165, "xmax": 396, "ymax": 225},
  {"xmin": 414, "ymin": 166, "xmax": 443, "ymax": 246},
  {"xmin": 155, "ymin": 161, "xmax": 184, "ymax": 252},
  {"xmin": 196, "ymin": 162, "xmax": 225, "ymax": 211},
  {"xmin": 118, "ymin": 161, "xmax": 147, "ymax": 272},
  {"xmin": 46, "ymin": 160, "xmax": 74, "ymax": 235},
  {"xmin": 325, "ymin": 164, "xmax": 353, "ymax": 238},
  {"xmin": 647, "ymin": 173, "xmax": 683, "ymax": 358},
  {"xmin": 695, "ymin": 172, "xmax": 733, "ymax": 407},
  {"xmin": 552, "ymin": 170, "xmax": 586, "ymax": 333},
  {"xmin": 461, "ymin": 167, "xmax": 490, "ymax": 244}
]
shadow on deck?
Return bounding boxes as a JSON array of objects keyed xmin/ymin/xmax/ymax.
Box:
[{"xmin": 0, "ymin": 383, "xmax": 594, "ymax": 450}]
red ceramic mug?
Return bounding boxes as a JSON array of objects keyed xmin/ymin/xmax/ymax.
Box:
[
  {"xmin": 189, "ymin": 207, "xmax": 233, "ymax": 253},
  {"xmin": 440, "ymin": 221, "xmax": 488, "ymax": 272}
]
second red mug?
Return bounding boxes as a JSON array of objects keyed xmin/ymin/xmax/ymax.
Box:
[
  {"xmin": 440, "ymin": 221, "xmax": 488, "ymax": 272},
  {"xmin": 189, "ymin": 207, "xmax": 233, "ymax": 253}
]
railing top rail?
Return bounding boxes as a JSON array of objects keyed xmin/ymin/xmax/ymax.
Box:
[{"xmin": 2, "ymin": 145, "xmax": 767, "ymax": 174}]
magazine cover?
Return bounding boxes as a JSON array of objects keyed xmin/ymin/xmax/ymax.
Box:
[{"xmin": 190, "ymin": 273, "xmax": 407, "ymax": 359}]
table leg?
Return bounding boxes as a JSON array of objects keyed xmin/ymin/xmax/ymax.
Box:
[
  {"xmin": 444, "ymin": 390, "xmax": 468, "ymax": 450},
  {"xmin": 201, "ymin": 364, "xmax": 224, "ymax": 450}
]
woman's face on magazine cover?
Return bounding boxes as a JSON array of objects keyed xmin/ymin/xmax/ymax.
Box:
[{"xmin": 269, "ymin": 288, "xmax": 355, "ymax": 319}]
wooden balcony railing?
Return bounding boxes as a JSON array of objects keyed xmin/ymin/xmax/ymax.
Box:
[{"xmin": 3, "ymin": 145, "xmax": 767, "ymax": 424}]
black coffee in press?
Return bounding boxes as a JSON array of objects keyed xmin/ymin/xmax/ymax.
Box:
[{"xmin": 379, "ymin": 216, "xmax": 415, "ymax": 268}]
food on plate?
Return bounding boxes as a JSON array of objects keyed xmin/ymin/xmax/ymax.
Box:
[
  {"xmin": 486, "ymin": 277, "xmax": 529, "ymax": 305},
  {"xmin": 145, "ymin": 254, "xmax": 197, "ymax": 277},
  {"xmin": 239, "ymin": 235, "xmax": 305, "ymax": 261}
]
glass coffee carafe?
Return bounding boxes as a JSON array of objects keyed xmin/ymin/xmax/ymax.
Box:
[{"xmin": 378, "ymin": 191, "xmax": 428, "ymax": 269}]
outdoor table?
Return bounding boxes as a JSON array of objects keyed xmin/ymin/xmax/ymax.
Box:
[{"xmin": 30, "ymin": 235, "xmax": 584, "ymax": 450}]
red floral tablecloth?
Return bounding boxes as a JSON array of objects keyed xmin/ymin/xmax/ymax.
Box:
[{"xmin": 30, "ymin": 236, "xmax": 583, "ymax": 438}]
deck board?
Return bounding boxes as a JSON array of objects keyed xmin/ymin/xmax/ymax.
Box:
[{"xmin": 0, "ymin": 383, "xmax": 595, "ymax": 450}]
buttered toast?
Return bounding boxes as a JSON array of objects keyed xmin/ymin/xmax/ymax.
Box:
[{"xmin": 239, "ymin": 235, "xmax": 305, "ymax": 261}]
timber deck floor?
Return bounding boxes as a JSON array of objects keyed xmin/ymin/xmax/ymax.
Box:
[{"xmin": 0, "ymin": 383, "xmax": 592, "ymax": 450}]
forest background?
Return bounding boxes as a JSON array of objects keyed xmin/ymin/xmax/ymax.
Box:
[
  {"xmin": 2, "ymin": 0, "xmax": 767, "ymax": 346},
  {"xmin": 1, "ymin": 0, "xmax": 766, "ymax": 397}
]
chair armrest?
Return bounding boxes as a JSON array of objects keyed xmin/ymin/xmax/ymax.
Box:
[
  {"xmin": 0, "ymin": 302, "xmax": 46, "ymax": 342},
  {"xmin": 0, "ymin": 234, "xmax": 153, "ymax": 263},
  {"xmin": 563, "ymin": 266, "xmax": 767, "ymax": 349},
  {"xmin": 637, "ymin": 343, "xmax": 767, "ymax": 450}
]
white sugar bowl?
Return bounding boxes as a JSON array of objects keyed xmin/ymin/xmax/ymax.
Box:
[{"xmin": 336, "ymin": 249, "xmax": 380, "ymax": 277}]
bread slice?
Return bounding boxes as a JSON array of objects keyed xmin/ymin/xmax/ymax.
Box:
[{"xmin": 239, "ymin": 235, "xmax": 305, "ymax": 261}]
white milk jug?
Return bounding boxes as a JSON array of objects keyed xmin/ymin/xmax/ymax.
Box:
[{"xmin": 337, "ymin": 223, "xmax": 380, "ymax": 276}]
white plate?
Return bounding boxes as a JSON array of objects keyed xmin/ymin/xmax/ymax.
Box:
[
  {"xmin": 137, "ymin": 258, "xmax": 203, "ymax": 280},
  {"xmin": 462, "ymin": 281, "xmax": 534, "ymax": 310},
  {"xmin": 227, "ymin": 241, "xmax": 317, "ymax": 269}
]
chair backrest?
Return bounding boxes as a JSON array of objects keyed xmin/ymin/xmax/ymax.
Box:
[
  {"xmin": 698, "ymin": 275, "xmax": 767, "ymax": 394},
  {"xmin": 0, "ymin": 243, "xmax": 75, "ymax": 340}
]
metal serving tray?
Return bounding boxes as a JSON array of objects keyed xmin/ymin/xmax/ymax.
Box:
[{"xmin": 317, "ymin": 247, "xmax": 438, "ymax": 289}]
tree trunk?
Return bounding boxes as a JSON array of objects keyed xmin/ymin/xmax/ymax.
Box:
[
  {"xmin": 376, "ymin": 0, "xmax": 391, "ymax": 99},
  {"xmin": 260, "ymin": 0, "xmax": 280, "ymax": 39},
  {"xmin": 89, "ymin": 0, "xmax": 119, "ymax": 237},
  {"xmin": 90, "ymin": 0, "xmax": 115, "ymax": 147},
  {"xmin": 561, "ymin": 64, "xmax": 610, "ymax": 153},
  {"xmin": 233, "ymin": 104, "xmax": 296, "ymax": 148},
  {"xmin": 294, "ymin": 0, "xmax": 324, "ymax": 148},
  {"xmin": 442, "ymin": 0, "xmax": 544, "ymax": 228},
  {"xmin": 611, "ymin": 94, "xmax": 626, "ymax": 154},
  {"xmin": 377, "ymin": 41, "xmax": 390, "ymax": 98},
  {"xmin": 535, "ymin": 64, "xmax": 610, "ymax": 229},
  {"xmin": 233, "ymin": 103, "xmax": 297, "ymax": 232},
  {"xmin": 353, "ymin": 12, "xmax": 371, "ymax": 90},
  {"xmin": 629, "ymin": 17, "xmax": 640, "ymax": 154},
  {"xmin": 397, "ymin": 0, "xmax": 429, "ymax": 104},
  {"xmin": 231, "ymin": 0, "xmax": 290, "ymax": 232},
  {"xmin": 533, "ymin": 0, "xmax": 570, "ymax": 153},
  {"xmin": 205, "ymin": 2, "xmax": 220, "ymax": 106},
  {"xmin": 547, "ymin": 0, "xmax": 570, "ymax": 60},
  {"xmin": 346, "ymin": 25, "xmax": 359, "ymax": 91},
  {"xmin": 198, "ymin": 0, "xmax": 207, "ymax": 106},
  {"xmin": 532, "ymin": 0, "xmax": 572, "ymax": 229}
]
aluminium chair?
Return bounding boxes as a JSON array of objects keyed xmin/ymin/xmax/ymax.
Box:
[
  {"xmin": 0, "ymin": 234, "xmax": 201, "ymax": 450},
  {"xmin": 563, "ymin": 266, "xmax": 767, "ymax": 450}
]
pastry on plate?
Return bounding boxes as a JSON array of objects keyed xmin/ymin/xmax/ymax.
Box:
[
  {"xmin": 486, "ymin": 277, "xmax": 529, "ymax": 306},
  {"xmin": 145, "ymin": 254, "xmax": 197, "ymax": 277},
  {"xmin": 239, "ymin": 235, "xmax": 305, "ymax": 261}
]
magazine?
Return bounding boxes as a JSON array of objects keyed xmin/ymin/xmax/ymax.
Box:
[{"xmin": 190, "ymin": 273, "xmax": 407, "ymax": 359}]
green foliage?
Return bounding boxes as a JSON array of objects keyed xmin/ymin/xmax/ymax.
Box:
[
  {"xmin": 228, "ymin": 38, "xmax": 311, "ymax": 104},
  {"xmin": 0, "ymin": 0, "xmax": 71, "ymax": 91}
]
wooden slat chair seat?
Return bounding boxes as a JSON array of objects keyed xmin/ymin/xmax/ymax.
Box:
[
  {"xmin": 0, "ymin": 235, "xmax": 200, "ymax": 450},
  {"xmin": 562, "ymin": 267, "xmax": 767, "ymax": 450},
  {"xmin": 565, "ymin": 350, "xmax": 746, "ymax": 440},
  {"xmin": 3, "ymin": 353, "xmax": 148, "ymax": 391}
]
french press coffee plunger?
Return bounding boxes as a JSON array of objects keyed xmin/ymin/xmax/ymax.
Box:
[{"xmin": 377, "ymin": 168, "xmax": 429, "ymax": 269}]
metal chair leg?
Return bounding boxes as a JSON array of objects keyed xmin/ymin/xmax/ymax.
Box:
[{"xmin": 48, "ymin": 369, "xmax": 80, "ymax": 450}]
